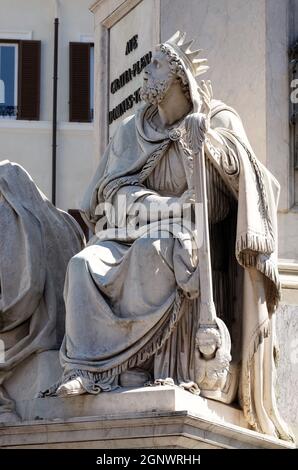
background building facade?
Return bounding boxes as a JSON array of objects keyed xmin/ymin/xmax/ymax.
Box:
[{"xmin": 0, "ymin": 0, "xmax": 95, "ymax": 212}]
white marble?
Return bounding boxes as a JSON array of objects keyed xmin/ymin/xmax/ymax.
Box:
[
  {"xmin": 0, "ymin": 161, "xmax": 84, "ymax": 422},
  {"xmin": 14, "ymin": 383, "xmax": 245, "ymax": 425},
  {"xmin": 4, "ymin": 351, "xmax": 62, "ymax": 404},
  {"xmin": 0, "ymin": 349, "xmax": 295, "ymax": 449},
  {"xmin": 276, "ymin": 302, "xmax": 298, "ymax": 441},
  {"xmin": 0, "ymin": 407, "xmax": 294, "ymax": 449}
]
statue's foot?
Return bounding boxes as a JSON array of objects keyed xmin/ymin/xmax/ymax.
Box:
[{"xmin": 56, "ymin": 377, "xmax": 86, "ymax": 397}]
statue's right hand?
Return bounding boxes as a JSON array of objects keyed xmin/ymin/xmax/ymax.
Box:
[{"xmin": 179, "ymin": 189, "xmax": 195, "ymax": 206}]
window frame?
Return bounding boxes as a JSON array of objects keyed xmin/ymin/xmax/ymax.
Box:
[
  {"xmin": 89, "ymin": 43, "xmax": 94, "ymax": 122},
  {"xmin": 0, "ymin": 39, "xmax": 19, "ymax": 120},
  {"xmin": 0, "ymin": 38, "xmax": 41, "ymax": 121}
]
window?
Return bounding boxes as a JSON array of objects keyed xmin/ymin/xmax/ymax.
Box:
[
  {"xmin": 90, "ymin": 44, "xmax": 94, "ymax": 121},
  {"xmin": 69, "ymin": 42, "xmax": 94, "ymax": 122},
  {"xmin": 0, "ymin": 39, "xmax": 40, "ymax": 121},
  {"xmin": 0, "ymin": 43, "xmax": 18, "ymax": 119}
]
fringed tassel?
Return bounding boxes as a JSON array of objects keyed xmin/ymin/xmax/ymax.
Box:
[
  {"xmin": 236, "ymin": 232, "xmax": 280, "ymax": 313},
  {"xmin": 236, "ymin": 243, "xmax": 280, "ymax": 313},
  {"xmin": 236, "ymin": 233, "xmax": 275, "ymax": 257}
]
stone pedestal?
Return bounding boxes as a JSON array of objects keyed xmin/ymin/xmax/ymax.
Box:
[
  {"xmin": 0, "ymin": 351, "xmax": 295, "ymax": 449},
  {"xmin": 0, "ymin": 387, "xmax": 294, "ymax": 449}
]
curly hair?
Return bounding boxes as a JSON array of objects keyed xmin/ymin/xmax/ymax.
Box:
[
  {"xmin": 195, "ymin": 326, "xmax": 222, "ymax": 349},
  {"xmin": 159, "ymin": 44, "xmax": 191, "ymax": 102}
]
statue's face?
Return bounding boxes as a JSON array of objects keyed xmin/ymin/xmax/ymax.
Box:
[
  {"xmin": 140, "ymin": 50, "xmax": 174, "ymax": 105},
  {"xmin": 143, "ymin": 50, "xmax": 171, "ymax": 87},
  {"xmin": 198, "ymin": 338, "xmax": 217, "ymax": 357},
  {"xmin": 196, "ymin": 328, "xmax": 220, "ymax": 357}
]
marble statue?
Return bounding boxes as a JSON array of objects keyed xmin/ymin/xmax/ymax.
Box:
[
  {"xmin": 41, "ymin": 31, "xmax": 293, "ymax": 442},
  {"xmin": 0, "ymin": 161, "xmax": 85, "ymax": 422}
]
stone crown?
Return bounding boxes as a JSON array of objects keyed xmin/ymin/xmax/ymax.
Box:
[{"xmin": 162, "ymin": 30, "xmax": 209, "ymax": 77}]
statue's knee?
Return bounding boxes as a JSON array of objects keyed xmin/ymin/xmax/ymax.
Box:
[
  {"xmin": 133, "ymin": 237, "xmax": 155, "ymax": 257},
  {"xmin": 134, "ymin": 237, "xmax": 173, "ymax": 256}
]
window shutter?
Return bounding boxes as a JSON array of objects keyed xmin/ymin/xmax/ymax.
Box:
[
  {"xmin": 69, "ymin": 42, "xmax": 91, "ymax": 122},
  {"xmin": 17, "ymin": 40, "xmax": 41, "ymax": 120}
]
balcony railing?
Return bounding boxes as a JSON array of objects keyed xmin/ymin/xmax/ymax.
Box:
[{"xmin": 0, "ymin": 105, "xmax": 17, "ymax": 119}]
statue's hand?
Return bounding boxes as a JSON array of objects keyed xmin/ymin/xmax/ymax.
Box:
[
  {"xmin": 179, "ymin": 188, "xmax": 195, "ymax": 206},
  {"xmin": 185, "ymin": 112, "xmax": 208, "ymax": 153}
]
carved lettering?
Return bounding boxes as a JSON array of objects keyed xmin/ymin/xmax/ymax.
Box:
[
  {"xmin": 125, "ymin": 34, "xmax": 138, "ymax": 55},
  {"xmin": 109, "ymin": 88, "xmax": 141, "ymax": 124},
  {"xmin": 110, "ymin": 51, "xmax": 152, "ymax": 95}
]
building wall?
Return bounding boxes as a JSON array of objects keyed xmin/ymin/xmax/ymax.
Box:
[
  {"xmin": 0, "ymin": 0, "xmax": 95, "ymax": 210},
  {"xmin": 161, "ymin": 0, "xmax": 267, "ymax": 165}
]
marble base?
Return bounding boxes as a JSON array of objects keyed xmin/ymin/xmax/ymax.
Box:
[
  {"xmin": 14, "ymin": 385, "xmax": 248, "ymax": 425},
  {"xmin": 0, "ymin": 395, "xmax": 294, "ymax": 449},
  {"xmin": 0, "ymin": 351, "xmax": 296, "ymax": 449}
]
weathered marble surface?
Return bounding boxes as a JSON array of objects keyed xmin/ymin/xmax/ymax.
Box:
[
  {"xmin": 0, "ymin": 161, "xmax": 84, "ymax": 420},
  {"xmin": 1, "ymin": 295, "xmax": 296, "ymax": 449},
  {"xmin": 0, "ymin": 357, "xmax": 295, "ymax": 449},
  {"xmin": 1, "ymin": 413, "xmax": 293, "ymax": 449},
  {"xmin": 276, "ymin": 302, "xmax": 298, "ymax": 440},
  {"xmin": 4, "ymin": 351, "xmax": 62, "ymax": 405}
]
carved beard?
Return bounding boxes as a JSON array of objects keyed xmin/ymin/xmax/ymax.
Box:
[{"xmin": 140, "ymin": 78, "xmax": 171, "ymax": 106}]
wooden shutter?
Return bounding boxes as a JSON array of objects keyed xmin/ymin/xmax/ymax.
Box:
[
  {"xmin": 69, "ymin": 42, "xmax": 91, "ymax": 122},
  {"xmin": 17, "ymin": 40, "xmax": 41, "ymax": 120}
]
